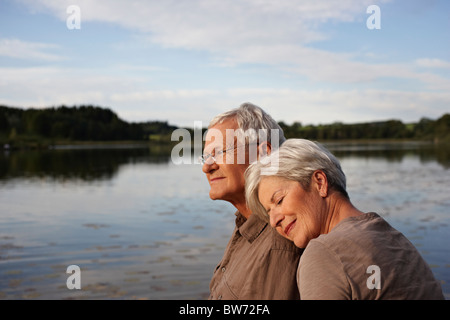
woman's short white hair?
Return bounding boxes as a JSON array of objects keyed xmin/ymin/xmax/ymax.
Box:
[
  {"xmin": 208, "ymin": 102, "xmax": 286, "ymax": 147},
  {"xmin": 245, "ymin": 139, "xmax": 348, "ymax": 222}
]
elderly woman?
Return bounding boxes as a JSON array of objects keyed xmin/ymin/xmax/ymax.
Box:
[{"xmin": 245, "ymin": 139, "xmax": 444, "ymax": 300}]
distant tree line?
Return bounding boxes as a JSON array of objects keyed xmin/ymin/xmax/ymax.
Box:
[
  {"xmin": 0, "ymin": 105, "xmax": 177, "ymax": 144},
  {"xmin": 279, "ymin": 114, "xmax": 450, "ymax": 143},
  {"xmin": 0, "ymin": 105, "xmax": 449, "ymax": 147}
]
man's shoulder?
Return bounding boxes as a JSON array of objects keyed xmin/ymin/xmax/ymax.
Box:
[
  {"xmin": 259, "ymin": 224, "xmax": 303, "ymax": 253},
  {"xmin": 236, "ymin": 212, "xmax": 302, "ymax": 253}
]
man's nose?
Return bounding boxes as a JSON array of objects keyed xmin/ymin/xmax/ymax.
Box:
[{"xmin": 202, "ymin": 159, "xmax": 218, "ymax": 174}]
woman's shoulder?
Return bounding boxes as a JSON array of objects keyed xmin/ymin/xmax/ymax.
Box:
[
  {"xmin": 308, "ymin": 212, "xmax": 403, "ymax": 258},
  {"xmin": 320, "ymin": 212, "xmax": 394, "ymax": 241},
  {"xmin": 302, "ymin": 212, "xmax": 445, "ymax": 300}
]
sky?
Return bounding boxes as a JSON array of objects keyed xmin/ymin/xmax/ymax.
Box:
[{"xmin": 0, "ymin": 0, "xmax": 449, "ymax": 127}]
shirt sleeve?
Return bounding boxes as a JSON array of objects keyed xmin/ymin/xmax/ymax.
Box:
[{"xmin": 298, "ymin": 240, "xmax": 351, "ymax": 300}]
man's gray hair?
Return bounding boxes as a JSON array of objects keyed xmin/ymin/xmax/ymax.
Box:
[
  {"xmin": 208, "ymin": 102, "xmax": 286, "ymax": 147},
  {"xmin": 245, "ymin": 139, "xmax": 348, "ymax": 222}
]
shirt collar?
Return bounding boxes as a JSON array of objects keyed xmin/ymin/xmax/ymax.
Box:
[{"xmin": 235, "ymin": 211, "xmax": 268, "ymax": 243}]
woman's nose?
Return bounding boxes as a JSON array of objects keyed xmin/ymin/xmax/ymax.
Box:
[{"xmin": 269, "ymin": 210, "xmax": 284, "ymax": 229}]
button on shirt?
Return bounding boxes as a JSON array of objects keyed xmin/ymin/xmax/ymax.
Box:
[{"xmin": 209, "ymin": 211, "xmax": 303, "ymax": 300}]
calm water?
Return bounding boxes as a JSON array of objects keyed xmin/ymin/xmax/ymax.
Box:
[{"xmin": 0, "ymin": 141, "xmax": 449, "ymax": 299}]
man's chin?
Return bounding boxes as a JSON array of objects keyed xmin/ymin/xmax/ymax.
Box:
[
  {"xmin": 209, "ymin": 189, "xmax": 227, "ymax": 201},
  {"xmin": 209, "ymin": 192, "xmax": 222, "ymax": 201}
]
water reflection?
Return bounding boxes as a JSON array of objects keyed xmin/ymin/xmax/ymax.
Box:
[
  {"xmin": 0, "ymin": 144, "xmax": 172, "ymax": 182},
  {"xmin": 325, "ymin": 141, "xmax": 450, "ymax": 169},
  {"xmin": 0, "ymin": 141, "xmax": 449, "ymax": 299},
  {"xmin": 1, "ymin": 142, "xmax": 448, "ymax": 183}
]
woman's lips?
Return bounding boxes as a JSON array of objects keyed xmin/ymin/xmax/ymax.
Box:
[{"xmin": 284, "ymin": 220, "xmax": 297, "ymax": 237}]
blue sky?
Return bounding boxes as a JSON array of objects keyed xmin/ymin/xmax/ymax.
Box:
[{"xmin": 0, "ymin": 0, "xmax": 449, "ymax": 127}]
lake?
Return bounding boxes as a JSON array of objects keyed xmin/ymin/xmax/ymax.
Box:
[{"xmin": 0, "ymin": 141, "xmax": 449, "ymax": 299}]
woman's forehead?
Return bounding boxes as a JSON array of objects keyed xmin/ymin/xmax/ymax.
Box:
[
  {"xmin": 259, "ymin": 177, "xmax": 296, "ymax": 195},
  {"xmin": 259, "ymin": 176, "xmax": 283, "ymax": 193}
]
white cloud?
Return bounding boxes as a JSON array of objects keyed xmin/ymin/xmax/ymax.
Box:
[
  {"xmin": 17, "ymin": 0, "xmax": 384, "ymax": 53},
  {"xmin": 0, "ymin": 66, "xmax": 134, "ymax": 107},
  {"xmin": 0, "ymin": 38, "xmax": 64, "ymax": 61},
  {"xmin": 1, "ymin": 64, "xmax": 448, "ymax": 126},
  {"xmin": 223, "ymin": 87, "xmax": 450, "ymax": 125},
  {"xmin": 17, "ymin": 0, "xmax": 450, "ymax": 89},
  {"xmin": 5, "ymin": 0, "xmax": 448, "ymax": 126},
  {"xmin": 23, "ymin": 0, "xmax": 380, "ymax": 46},
  {"xmin": 110, "ymin": 89, "xmax": 220, "ymax": 103},
  {"xmin": 415, "ymin": 58, "xmax": 450, "ymax": 69}
]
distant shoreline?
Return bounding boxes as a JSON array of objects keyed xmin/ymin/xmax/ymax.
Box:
[
  {"xmin": 2, "ymin": 138, "xmax": 440, "ymax": 152},
  {"xmin": 1, "ymin": 105, "xmax": 449, "ymax": 150}
]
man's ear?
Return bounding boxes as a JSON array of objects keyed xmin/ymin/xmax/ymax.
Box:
[
  {"xmin": 312, "ymin": 170, "xmax": 329, "ymax": 198},
  {"xmin": 257, "ymin": 141, "xmax": 272, "ymax": 159}
]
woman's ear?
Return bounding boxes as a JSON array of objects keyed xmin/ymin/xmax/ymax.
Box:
[
  {"xmin": 312, "ymin": 170, "xmax": 329, "ymax": 198},
  {"xmin": 257, "ymin": 141, "xmax": 272, "ymax": 160}
]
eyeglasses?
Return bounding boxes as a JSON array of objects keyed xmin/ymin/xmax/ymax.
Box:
[{"xmin": 199, "ymin": 145, "xmax": 240, "ymax": 165}]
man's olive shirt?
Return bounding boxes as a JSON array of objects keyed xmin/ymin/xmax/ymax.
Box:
[{"xmin": 209, "ymin": 212, "xmax": 303, "ymax": 300}]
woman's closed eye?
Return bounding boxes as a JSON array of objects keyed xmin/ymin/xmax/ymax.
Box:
[{"xmin": 275, "ymin": 196, "xmax": 284, "ymax": 206}]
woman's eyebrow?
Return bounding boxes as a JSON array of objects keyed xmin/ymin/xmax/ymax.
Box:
[
  {"xmin": 260, "ymin": 188, "xmax": 282, "ymax": 214},
  {"xmin": 270, "ymin": 189, "xmax": 282, "ymax": 204},
  {"xmin": 265, "ymin": 189, "xmax": 283, "ymax": 214}
]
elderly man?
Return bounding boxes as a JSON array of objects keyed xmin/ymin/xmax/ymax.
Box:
[{"xmin": 201, "ymin": 102, "xmax": 302, "ymax": 300}]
